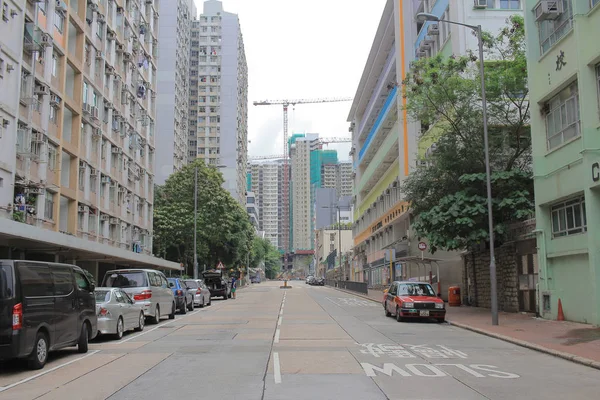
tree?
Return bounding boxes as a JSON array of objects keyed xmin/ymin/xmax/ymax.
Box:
[
  {"xmin": 249, "ymin": 236, "xmax": 282, "ymax": 279},
  {"xmin": 152, "ymin": 160, "xmax": 255, "ymax": 273},
  {"xmin": 402, "ymin": 16, "xmax": 533, "ymax": 253}
]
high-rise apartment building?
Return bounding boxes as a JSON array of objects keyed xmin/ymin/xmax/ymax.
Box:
[
  {"xmin": 188, "ymin": 0, "xmax": 248, "ymax": 204},
  {"xmin": 321, "ymin": 160, "xmax": 353, "ymax": 198},
  {"xmin": 155, "ymin": 0, "xmax": 196, "ymax": 184},
  {"xmin": 247, "ymin": 159, "xmax": 285, "ymax": 250},
  {"xmin": 0, "ymin": 0, "xmax": 179, "ymax": 277}
]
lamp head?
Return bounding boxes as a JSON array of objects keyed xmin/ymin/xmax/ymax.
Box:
[{"xmin": 416, "ymin": 12, "xmax": 440, "ymax": 23}]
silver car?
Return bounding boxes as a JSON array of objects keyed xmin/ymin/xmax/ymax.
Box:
[
  {"xmin": 184, "ymin": 279, "xmax": 212, "ymax": 307},
  {"xmin": 95, "ymin": 288, "xmax": 145, "ymax": 339},
  {"xmin": 101, "ymin": 269, "xmax": 176, "ymax": 324}
]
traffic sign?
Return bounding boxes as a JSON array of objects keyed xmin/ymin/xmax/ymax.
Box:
[
  {"xmin": 418, "ymin": 242, "xmax": 427, "ymax": 251},
  {"xmin": 216, "ymin": 261, "xmax": 225, "ymax": 269}
]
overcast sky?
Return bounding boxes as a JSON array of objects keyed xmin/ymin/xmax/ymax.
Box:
[{"xmin": 194, "ymin": 0, "xmax": 387, "ymax": 161}]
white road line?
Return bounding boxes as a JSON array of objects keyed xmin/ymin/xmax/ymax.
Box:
[
  {"xmin": 274, "ymin": 328, "xmax": 280, "ymax": 343},
  {"xmin": 0, "ymin": 350, "xmax": 100, "ymax": 393},
  {"xmin": 279, "ymin": 308, "xmax": 283, "ymax": 315},
  {"xmin": 277, "ymin": 316, "xmax": 282, "ymax": 326},
  {"xmin": 273, "ymin": 352, "xmax": 282, "ymax": 384},
  {"xmin": 116, "ymin": 310, "xmax": 201, "ymax": 344}
]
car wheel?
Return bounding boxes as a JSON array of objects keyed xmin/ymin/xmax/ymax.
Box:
[
  {"xmin": 168, "ymin": 302, "xmax": 176, "ymax": 319},
  {"xmin": 396, "ymin": 307, "xmax": 404, "ymax": 323},
  {"xmin": 187, "ymin": 297, "xmax": 194, "ymax": 311},
  {"xmin": 223, "ymin": 293, "xmax": 228, "ymax": 300},
  {"xmin": 207, "ymin": 297, "xmax": 211, "ymax": 306},
  {"xmin": 200, "ymin": 297, "xmax": 205, "ymax": 308},
  {"xmin": 385, "ymin": 303, "xmax": 392, "ymax": 317},
  {"xmin": 180, "ymin": 300, "xmax": 187, "ymax": 314},
  {"xmin": 114, "ymin": 317, "xmax": 124, "ymax": 340},
  {"xmin": 135, "ymin": 312, "xmax": 145, "ymax": 331},
  {"xmin": 28, "ymin": 331, "xmax": 49, "ymax": 370},
  {"xmin": 78, "ymin": 323, "xmax": 89, "ymax": 353},
  {"xmin": 152, "ymin": 306, "xmax": 161, "ymax": 324}
]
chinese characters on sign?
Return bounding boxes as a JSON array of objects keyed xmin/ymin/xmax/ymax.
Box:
[{"xmin": 357, "ymin": 343, "xmax": 468, "ymax": 359}]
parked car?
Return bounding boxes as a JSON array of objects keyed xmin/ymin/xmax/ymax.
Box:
[
  {"xmin": 383, "ymin": 281, "xmax": 446, "ymax": 323},
  {"xmin": 203, "ymin": 270, "xmax": 230, "ymax": 300},
  {"xmin": 314, "ymin": 277, "xmax": 325, "ymax": 286},
  {"xmin": 101, "ymin": 269, "xmax": 175, "ymax": 324},
  {"xmin": 95, "ymin": 288, "xmax": 145, "ymax": 339},
  {"xmin": 167, "ymin": 278, "xmax": 194, "ymax": 314},
  {"xmin": 183, "ymin": 279, "xmax": 211, "ymax": 307},
  {"xmin": 305, "ymin": 275, "xmax": 314, "ymax": 284},
  {"xmin": 0, "ymin": 260, "xmax": 97, "ymax": 369}
]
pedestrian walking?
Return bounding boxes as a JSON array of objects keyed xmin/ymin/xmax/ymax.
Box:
[{"xmin": 231, "ymin": 276, "xmax": 237, "ymax": 299}]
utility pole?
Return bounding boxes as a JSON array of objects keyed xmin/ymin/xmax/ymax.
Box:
[{"xmin": 193, "ymin": 165, "xmax": 198, "ymax": 279}]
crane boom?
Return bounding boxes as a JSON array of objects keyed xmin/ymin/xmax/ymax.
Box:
[{"xmin": 252, "ymin": 97, "xmax": 353, "ymax": 255}]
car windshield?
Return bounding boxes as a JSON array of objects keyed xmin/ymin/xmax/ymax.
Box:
[
  {"xmin": 103, "ymin": 272, "xmax": 147, "ymax": 288},
  {"xmin": 95, "ymin": 290, "xmax": 110, "ymax": 302},
  {"xmin": 398, "ymin": 283, "xmax": 435, "ymax": 297}
]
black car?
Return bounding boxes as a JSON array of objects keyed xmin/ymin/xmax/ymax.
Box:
[
  {"xmin": 203, "ymin": 270, "xmax": 231, "ymax": 299},
  {"xmin": 0, "ymin": 260, "xmax": 97, "ymax": 369}
]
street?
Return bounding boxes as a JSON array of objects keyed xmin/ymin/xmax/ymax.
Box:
[{"xmin": 1, "ymin": 282, "xmax": 599, "ymax": 400}]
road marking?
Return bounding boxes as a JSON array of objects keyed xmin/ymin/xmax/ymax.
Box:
[
  {"xmin": 115, "ymin": 310, "xmax": 201, "ymax": 344},
  {"xmin": 279, "ymin": 308, "xmax": 283, "ymax": 315},
  {"xmin": 0, "ymin": 350, "xmax": 100, "ymax": 393},
  {"xmin": 360, "ymin": 363, "xmax": 520, "ymax": 379},
  {"xmin": 277, "ymin": 316, "xmax": 282, "ymax": 326},
  {"xmin": 275, "ymin": 329, "xmax": 280, "ymax": 343},
  {"xmin": 273, "ymin": 352, "xmax": 282, "ymax": 383}
]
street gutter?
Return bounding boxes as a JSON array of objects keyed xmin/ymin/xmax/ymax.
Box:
[{"xmin": 326, "ymin": 285, "xmax": 600, "ymax": 372}]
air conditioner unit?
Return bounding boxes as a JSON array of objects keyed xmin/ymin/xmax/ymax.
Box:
[
  {"xmin": 34, "ymin": 84, "xmax": 49, "ymax": 95},
  {"xmin": 100, "ymin": 214, "xmax": 109, "ymax": 221},
  {"xmin": 102, "ymin": 176, "xmax": 111, "ymax": 184},
  {"xmin": 91, "ymin": 127, "xmax": 101, "ymax": 137},
  {"xmin": 105, "ymin": 65, "xmax": 115, "ymax": 75},
  {"xmin": 41, "ymin": 33, "xmax": 53, "ymax": 47},
  {"xmin": 83, "ymin": 103, "xmax": 92, "ymax": 114},
  {"xmin": 55, "ymin": 0, "xmax": 67, "ymax": 13},
  {"xmin": 534, "ymin": 0, "xmax": 563, "ymax": 22},
  {"xmin": 474, "ymin": 0, "xmax": 487, "ymax": 8},
  {"xmin": 119, "ymin": 186, "xmax": 126, "ymax": 193},
  {"xmin": 78, "ymin": 205, "xmax": 89, "ymax": 212},
  {"xmin": 90, "ymin": 168, "xmax": 98, "ymax": 177},
  {"xmin": 145, "ymin": 0, "xmax": 153, "ymax": 4},
  {"xmin": 96, "ymin": 51, "xmax": 104, "ymax": 59},
  {"xmin": 107, "ymin": 31, "xmax": 117, "ymax": 40},
  {"xmin": 123, "ymin": 52, "xmax": 132, "ymax": 62},
  {"xmin": 79, "ymin": 160, "xmax": 86, "ymax": 169},
  {"xmin": 50, "ymin": 94, "xmax": 61, "ymax": 105},
  {"xmin": 31, "ymin": 132, "xmax": 45, "ymax": 142},
  {"xmin": 116, "ymin": 6, "xmax": 124, "ymax": 14},
  {"xmin": 416, "ymin": 49, "xmax": 427, "ymax": 57},
  {"xmin": 111, "ymin": 147, "xmax": 122, "ymax": 154},
  {"xmin": 110, "ymin": 217, "xmax": 119, "ymax": 224},
  {"xmin": 116, "ymin": 44, "xmax": 126, "ymax": 53},
  {"xmin": 89, "ymin": 3, "xmax": 99, "ymax": 13},
  {"xmin": 427, "ymin": 24, "xmax": 440, "ymax": 36},
  {"xmin": 91, "ymin": 107, "xmax": 99, "ymax": 120},
  {"xmin": 97, "ymin": 14, "xmax": 105, "ymax": 24}
]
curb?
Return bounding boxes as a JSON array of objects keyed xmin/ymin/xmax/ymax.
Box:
[{"xmin": 326, "ymin": 285, "xmax": 600, "ymax": 371}]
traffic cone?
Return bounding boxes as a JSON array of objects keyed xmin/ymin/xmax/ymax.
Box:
[{"xmin": 557, "ymin": 298, "xmax": 565, "ymax": 321}]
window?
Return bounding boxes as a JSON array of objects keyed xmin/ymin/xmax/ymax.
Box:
[
  {"xmin": 53, "ymin": 267, "xmax": 74, "ymax": 296},
  {"xmin": 487, "ymin": 0, "xmax": 521, "ymax": 8},
  {"xmin": 439, "ymin": 7, "xmax": 450, "ymax": 45},
  {"xmin": 45, "ymin": 190, "xmax": 54, "ymax": 220},
  {"xmin": 2, "ymin": 3, "xmax": 8, "ymax": 22},
  {"xmin": 551, "ymin": 196, "xmax": 586, "ymax": 238},
  {"xmin": 18, "ymin": 263, "xmax": 54, "ymax": 297},
  {"xmin": 593, "ymin": 0, "xmax": 600, "ymax": 8},
  {"xmin": 54, "ymin": 11, "xmax": 65, "ymax": 33},
  {"xmin": 50, "ymin": 105, "xmax": 58, "ymax": 124},
  {"xmin": 596, "ymin": 64, "xmax": 600, "ymax": 114},
  {"xmin": 538, "ymin": 0, "xmax": 573, "ymax": 54},
  {"xmin": 39, "ymin": 0, "xmax": 48, "ymax": 15},
  {"xmin": 74, "ymin": 271, "xmax": 91, "ymax": 291},
  {"xmin": 545, "ymin": 82, "xmax": 579, "ymax": 149},
  {"xmin": 52, "ymin": 52, "xmax": 58, "ymax": 77}
]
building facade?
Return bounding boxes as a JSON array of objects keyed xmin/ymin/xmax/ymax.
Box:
[
  {"xmin": 315, "ymin": 227, "xmax": 352, "ymax": 278},
  {"xmin": 524, "ymin": 0, "xmax": 600, "ymax": 324},
  {"xmin": 155, "ymin": 0, "xmax": 196, "ymax": 184},
  {"xmin": 188, "ymin": 0, "xmax": 248, "ymax": 204},
  {"xmin": 0, "ymin": 0, "xmax": 180, "ymax": 277},
  {"xmin": 246, "ymin": 190, "xmax": 258, "ymax": 230},
  {"xmin": 247, "ymin": 159, "xmax": 285, "ymax": 250}
]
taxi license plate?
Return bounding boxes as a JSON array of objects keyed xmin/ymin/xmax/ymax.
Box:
[{"xmin": 419, "ymin": 310, "xmax": 430, "ymax": 317}]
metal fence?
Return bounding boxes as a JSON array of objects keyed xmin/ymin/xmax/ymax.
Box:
[{"xmin": 325, "ymin": 280, "xmax": 369, "ymax": 295}]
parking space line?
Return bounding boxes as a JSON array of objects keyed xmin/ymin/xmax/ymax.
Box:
[
  {"xmin": 279, "ymin": 308, "xmax": 283, "ymax": 315},
  {"xmin": 273, "ymin": 352, "xmax": 281, "ymax": 384},
  {"xmin": 115, "ymin": 310, "xmax": 202, "ymax": 344},
  {"xmin": 0, "ymin": 350, "xmax": 100, "ymax": 393},
  {"xmin": 275, "ymin": 329, "xmax": 280, "ymax": 343},
  {"xmin": 277, "ymin": 316, "xmax": 282, "ymax": 326}
]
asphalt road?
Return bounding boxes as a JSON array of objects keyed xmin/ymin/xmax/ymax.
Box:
[{"xmin": 1, "ymin": 281, "xmax": 599, "ymax": 400}]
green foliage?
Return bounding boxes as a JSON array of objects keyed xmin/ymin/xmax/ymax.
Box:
[
  {"xmin": 152, "ymin": 160, "xmax": 255, "ymax": 274},
  {"xmin": 249, "ymin": 236, "xmax": 282, "ymax": 279},
  {"xmin": 12, "ymin": 211, "xmax": 25, "ymax": 223},
  {"xmin": 402, "ymin": 16, "xmax": 533, "ymax": 252}
]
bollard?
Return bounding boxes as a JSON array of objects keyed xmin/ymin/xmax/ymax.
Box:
[{"xmin": 280, "ymin": 279, "xmax": 292, "ymax": 289}]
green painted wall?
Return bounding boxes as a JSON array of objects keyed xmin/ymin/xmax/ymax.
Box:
[
  {"xmin": 356, "ymin": 160, "xmax": 400, "ymax": 220},
  {"xmin": 525, "ymin": 0, "xmax": 600, "ymax": 324},
  {"xmin": 356, "ymin": 124, "xmax": 399, "ymax": 194}
]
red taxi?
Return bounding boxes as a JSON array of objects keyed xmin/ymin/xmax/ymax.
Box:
[{"xmin": 383, "ymin": 281, "xmax": 446, "ymax": 323}]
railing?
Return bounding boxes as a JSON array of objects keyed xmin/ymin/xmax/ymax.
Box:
[{"xmin": 325, "ymin": 280, "xmax": 369, "ymax": 295}]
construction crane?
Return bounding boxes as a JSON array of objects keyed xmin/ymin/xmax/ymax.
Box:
[
  {"xmin": 248, "ymin": 138, "xmax": 352, "ymax": 161},
  {"xmin": 253, "ymin": 98, "xmax": 353, "ymax": 256}
]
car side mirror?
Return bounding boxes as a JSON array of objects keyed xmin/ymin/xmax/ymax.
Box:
[{"xmin": 90, "ymin": 283, "xmax": 95, "ymax": 292}]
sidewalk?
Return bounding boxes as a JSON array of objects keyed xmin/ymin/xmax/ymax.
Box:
[{"xmin": 337, "ymin": 286, "xmax": 600, "ymax": 370}]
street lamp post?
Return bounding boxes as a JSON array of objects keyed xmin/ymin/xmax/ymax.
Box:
[
  {"xmin": 416, "ymin": 13, "xmax": 498, "ymax": 325},
  {"xmin": 193, "ymin": 165, "xmax": 198, "ymax": 280}
]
